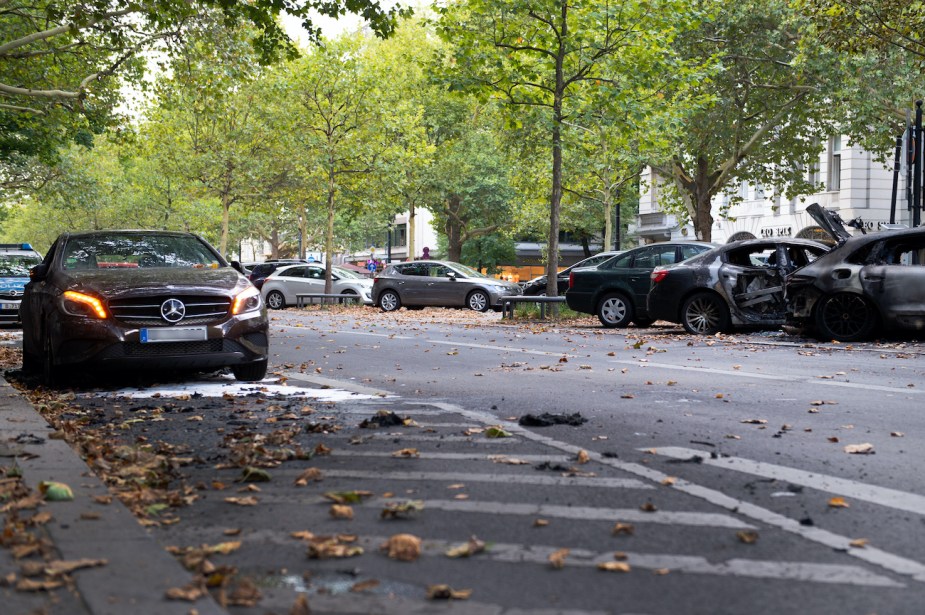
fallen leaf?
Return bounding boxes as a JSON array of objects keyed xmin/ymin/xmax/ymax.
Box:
[
  {"xmin": 740, "ymin": 419, "xmax": 767, "ymax": 425},
  {"xmin": 445, "ymin": 536, "xmax": 485, "ymax": 558},
  {"xmin": 165, "ymin": 583, "xmax": 205, "ymax": 601},
  {"xmin": 612, "ymin": 522, "xmax": 635, "ymax": 536},
  {"xmin": 228, "ymin": 578, "xmax": 261, "ymax": 607},
  {"xmin": 306, "ymin": 535, "xmax": 363, "ymax": 559},
  {"xmin": 330, "ymin": 504, "xmax": 354, "ymax": 520},
  {"xmin": 224, "ymin": 496, "xmax": 258, "ymax": 506},
  {"xmin": 485, "ymin": 426, "xmax": 512, "ymax": 438},
  {"xmin": 350, "ymin": 579, "xmax": 381, "ymax": 592},
  {"xmin": 844, "ymin": 443, "xmax": 875, "ymax": 455},
  {"xmin": 16, "ymin": 578, "xmax": 64, "ymax": 592},
  {"xmin": 828, "ymin": 497, "xmax": 850, "ymax": 508},
  {"xmin": 548, "ymin": 548, "xmax": 569, "ymax": 569},
  {"xmin": 597, "ymin": 561, "xmax": 631, "ymax": 572},
  {"xmin": 891, "ymin": 432, "xmax": 905, "ymax": 438},
  {"xmin": 324, "ymin": 490, "xmax": 373, "ymax": 504},
  {"xmin": 380, "ymin": 500, "xmax": 424, "ymax": 519},
  {"xmin": 239, "ymin": 467, "xmax": 271, "ymax": 483},
  {"xmin": 290, "ymin": 594, "xmax": 311, "ymax": 615},
  {"xmin": 488, "ymin": 455, "xmax": 530, "ymax": 465},
  {"xmin": 660, "ymin": 477, "xmax": 677, "ymax": 486},
  {"xmin": 427, "ymin": 584, "xmax": 472, "ymax": 600},
  {"xmin": 294, "ymin": 468, "xmax": 323, "ymax": 486},
  {"xmin": 391, "ymin": 448, "xmax": 420, "ymax": 458},
  {"xmin": 576, "ymin": 450, "xmax": 590, "ymax": 464},
  {"xmin": 38, "ymin": 481, "xmax": 73, "ymax": 501},
  {"xmin": 850, "ymin": 538, "xmax": 869, "ymax": 548},
  {"xmin": 383, "ymin": 534, "xmax": 422, "ymax": 561},
  {"xmin": 653, "ymin": 568, "xmax": 670, "ymax": 575},
  {"xmin": 639, "ymin": 502, "xmax": 657, "ymax": 512},
  {"xmin": 737, "ymin": 531, "xmax": 759, "ymax": 544}
]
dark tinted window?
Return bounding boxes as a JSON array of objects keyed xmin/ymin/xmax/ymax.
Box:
[
  {"xmin": 280, "ymin": 266, "xmax": 306, "ymax": 278},
  {"xmin": 63, "ymin": 233, "xmax": 220, "ymax": 270},
  {"xmin": 604, "ymin": 253, "xmax": 633, "ymax": 269},
  {"xmin": 681, "ymin": 245, "xmax": 709, "ymax": 260},
  {"xmin": 633, "ymin": 246, "xmax": 678, "ymax": 268}
]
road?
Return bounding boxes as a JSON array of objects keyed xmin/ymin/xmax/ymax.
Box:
[{"xmin": 28, "ymin": 307, "xmax": 925, "ymax": 614}]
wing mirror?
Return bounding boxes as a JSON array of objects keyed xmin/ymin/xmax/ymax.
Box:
[{"xmin": 29, "ymin": 264, "xmax": 48, "ymax": 282}]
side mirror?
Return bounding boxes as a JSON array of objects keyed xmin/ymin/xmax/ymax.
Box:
[
  {"xmin": 447, "ymin": 271, "xmax": 457, "ymax": 281},
  {"xmin": 230, "ymin": 260, "xmax": 245, "ymax": 275},
  {"xmin": 29, "ymin": 264, "xmax": 48, "ymax": 282}
]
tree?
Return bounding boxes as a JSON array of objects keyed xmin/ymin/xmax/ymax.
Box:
[
  {"xmin": 437, "ymin": 0, "xmax": 691, "ymax": 294},
  {"xmin": 0, "ymin": 0, "xmax": 406, "ymax": 188},
  {"xmin": 284, "ymin": 34, "xmax": 387, "ymax": 292},
  {"xmin": 648, "ymin": 0, "xmax": 840, "ymax": 241}
]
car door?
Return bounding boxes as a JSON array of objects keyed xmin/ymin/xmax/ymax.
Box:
[
  {"xmin": 860, "ymin": 237, "xmax": 925, "ymax": 322},
  {"xmin": 273, "ymin": 266, "xmax": 311, "ymax": 302},
  {"xmin": 393, "ymin": 263, "xmax": 427, "ymax": 305},
  {"xmin": 304, "ymin": 266, "xmax": 327, "ymax": 294},
  {"xmin": 422, "ymin": 263, "xmax": 463, "ymax": 306},
  {"xmin": 629, "ymin": 246, "xmax": 679, "ymax": 309}
]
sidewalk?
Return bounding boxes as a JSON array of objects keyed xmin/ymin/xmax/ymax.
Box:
[{"xmin": 0, "ymin": 374, "xmax": 226, "ymax": 615}]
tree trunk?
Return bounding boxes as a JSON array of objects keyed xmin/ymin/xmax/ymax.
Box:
[
  {"xmin": 324, "ymin": 164, "xmax": 336, "ymax": 293},
  {"xmin": 445, "ymin": 195, "xmax": 463, "ymax": 262},
  {"xmin": 270, "ymin": 228, "xmax": 280, "ymax": 259},
  {"xmin": 407, "ymin": 203, "xmax": 416, "ymax": 260},
  {"xmin": 671, "ymin": 156, "xmax": 717, "ymax": 242},
  {"xmin": 603, "ymin": 178, "xmax": 613, "ymax": 252},
  {"xmin": 220, "ymin": 191, "xmax": 231, "ymax": 258},
  {"xmin": 546, "ymin": 11, "xmax": 566, "ymax": 297},
  {"xmin": 298, "ymin": 205, "xmax": 308, "ymax": 260}
]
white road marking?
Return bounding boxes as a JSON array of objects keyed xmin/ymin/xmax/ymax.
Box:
[
  {"xmin": 421, "ymin": 402, "xmax": 925, "ymax": 584},
  {"xmin": 353, "ymin": 433, "xmax": 518, "ymax": 444},
  {"xmin": 645, "ymin": 447, "xmax": 925, "ymax": 517},
  {"xmin": 611, "ymin": 360, "xmax": 923, "ymax": 396},
  {"xmin": 280, "ymin": 372, "xmax": 393, "ymax": 397},
  {"xmin": 331, "ymin": 450, "xmax": 572, "ymax": 463},
  {"xmin": 291, "ymin": 468, "xmax": 654, "ymax": 490}
]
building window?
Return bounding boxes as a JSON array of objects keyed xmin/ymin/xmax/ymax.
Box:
[
  {"xmin": 828, "ymin": 135, "xmax": 842, "ymax": 191},
  {"xmin": 393, "ymin": 224, "xmax": 408, "ymax": 247}
]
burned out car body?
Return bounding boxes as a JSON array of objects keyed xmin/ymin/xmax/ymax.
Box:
[
  {"xmin": 787, "ymin": 208, "xmax": 925, "ymax": 341},
  {"xmin": 647, "ymin": 238, "xmax": 830, "ymax": 335},
  {"xmin": 21, "ymin": 230, "xmax": 269, "ymax": 384}
]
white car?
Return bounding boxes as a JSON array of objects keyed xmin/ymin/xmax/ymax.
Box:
[{"xmin": 262, "ymin": 264, "xmax": 373, "ymax": 308}]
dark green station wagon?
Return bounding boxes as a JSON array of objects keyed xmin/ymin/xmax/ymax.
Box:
[{"xmin": 565, "ymin": 242, "xmax": 715, "ymax": 328}]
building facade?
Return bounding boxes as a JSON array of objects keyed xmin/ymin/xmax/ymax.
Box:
[{"xmin": 634, "ymin": 136, "xmax": 911, "ymax": 244}]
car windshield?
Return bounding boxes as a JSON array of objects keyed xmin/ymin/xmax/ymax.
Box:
[
  {"xmin": 0, "ymin": 253, "xmax": 42, "ymax": 276},
  {"xmin": 62, "ymin": 233, "xmax": 222, "ymax": 270},
  {"xmin": 332, "ymin": 266, "xmax": 363, "ymax": 279},
  {"xmin": 450, "ymin": 263, "xmax": 491, "ymax": 279}
]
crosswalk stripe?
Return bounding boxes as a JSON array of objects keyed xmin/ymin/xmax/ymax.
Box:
[
  {"xmin": 330, "ymin": 450, "xmax": 572, "ymax": 463},
  {"xmin": 283, "ymin": 468, "xmax": 654, "ymax": 490},
  {"xmin": 643, "ymin": 446, "xmax": 925, "ymax": 517}
]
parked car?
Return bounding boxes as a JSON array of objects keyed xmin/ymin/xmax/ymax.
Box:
[
  {"xmin": 566, "ymin": 242, "xmax": 715, "ymax": 327},
  {"xmin": 247, "ymin": 259, "xmax": 307, "ymax": 290},
  {"xmin": 372, "ymin": 260, "xmax": 522, "ymax": 312},
  {"xmin": 787, "ymin": 203, "xmax": 925, "ymax": 342},
  {"xmin": 521, "ymin": 251, "xmax": 624, "ymax": 296},
  {"xmin": 262, "ymin": 263, "xmax": 373, "ymax": 308},
  {"xmin": 647, "ymin": 238, "xmax": 830, "ymax": 335},
  {"xmin": 0, "ymin": 243, "xmax": 43, "ymax": 326},
  {"xmin": 20, "ymin": 230, "xmax": 269, "ymax": 385}
]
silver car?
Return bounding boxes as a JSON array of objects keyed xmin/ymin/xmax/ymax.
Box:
[
  {"xmin": 372, "ymin": 260, "xmax": 522, "ymax": 312},
  {"xmin": 262, "ymin": 264, "xmax": 373, "ymax": 308}
]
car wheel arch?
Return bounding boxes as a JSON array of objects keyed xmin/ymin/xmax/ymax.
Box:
[{"xmin": 677, "ymin": 287, "xmax": 730, "ymax": 322}]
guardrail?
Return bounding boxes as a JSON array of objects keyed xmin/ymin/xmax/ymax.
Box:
[
  {"xmin": 296, "ymin": 293, "xmax": 363, "ymax": 307},
  {"xmin": 500, "ymin": 295, "xmax": 566, "ymax": 319}
]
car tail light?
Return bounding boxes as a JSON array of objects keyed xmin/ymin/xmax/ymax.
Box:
[
  {"xmin": 651, "ymin": 269, "xmax": 669, "ymax": 284},
  {"xmin": 568, "ymin": 272, "xmax": 575, "ymax": 288}
]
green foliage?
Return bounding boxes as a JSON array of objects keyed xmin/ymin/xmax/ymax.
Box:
[{"xmin": 461, "ymin": 234, "xmax": 517, "ymax": 274}]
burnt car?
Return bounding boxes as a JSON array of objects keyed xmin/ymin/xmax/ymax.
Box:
[
  {"xmin": 521, "ymin": 251, "xmax": 623, "ymax": 296},
  {"xmin": 647, "ymin": 238, "xmax": 830, "ymax": 335},
  {"xmin": 21, "ymin": 230, "xmax": 269, "ymax": 385},
  {"xmin": 787, "ymin": 203, "xmax": 925, "ymax": 342},
  {"xmin": 565, "ymin": 242, "xmax": 715, "ymax": 327}
]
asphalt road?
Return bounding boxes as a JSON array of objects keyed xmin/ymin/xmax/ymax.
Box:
[{"xmin": 32, "ymin": 307, "xmax": 925, "ymax": 614}]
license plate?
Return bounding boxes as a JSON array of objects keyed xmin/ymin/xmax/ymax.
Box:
[
  {"xmin": 140, "ymin": 327, "xmax": 207, "ymax": 343},
  {"xmin": 0, "ymin": 303, "xmax": 18, "ymax": 310}
]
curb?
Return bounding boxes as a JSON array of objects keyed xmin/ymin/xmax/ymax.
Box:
[{"xmin": 0, "ymin": 375, "xmax": 226, "ymax": 615}]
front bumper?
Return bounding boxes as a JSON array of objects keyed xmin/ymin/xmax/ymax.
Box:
[{"xmin": 50, "ymin": 309, "xmax": 269, "ymax": 371}]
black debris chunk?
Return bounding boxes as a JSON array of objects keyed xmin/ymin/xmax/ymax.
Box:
[
  {"xmin": 359, "ymin": 411, "xmax": 408, "ymax": 429},
  {"xmin": 667, "ymin": 455, "xmax": 704, "ymax": 464},
  {"xmin": 800, "ymin": 517, "xmax": 814, "ymax": 526},
  {"xmin": 518, "ymin": 412, "xmax": 587, "ymax": 427},
  {"xmin": 534, "ymin": 461, "xmax": 572, "ymax": 472},
  {"xmin": 601, "ymin": 451, "xmax": 619, "ymax": 458}
]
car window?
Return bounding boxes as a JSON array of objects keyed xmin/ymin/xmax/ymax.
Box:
[
  {"xmin": 633, "ymin": 246, "xmax": 677, "ymax": 268},
  {"xmin": 680, "ymin": 245, "xmax": 708, "ymax": 260},
  {"xmin": 307, "ymin": 267, "xmax": 324, "ymax": 279},
  {"xmin": 725, "ymin": 245, "xmax": 774, "ymax": 267},
  {"xmin": 604, "ymin": 253, "xmax": 634, "ymax": 269},
  {"xmin": 281, "ymin": 266, "xmax": 306, "ymax": 278},
  {"xmin": 786, "ymin": 246, "xmax": 827, "ymax": 268},
  {"xmin": 0, "ymin": 253, "xmax": 42, "ymax": 276},
  {"xmin": 396, "ymin": 264, "xmax": 426, "ymax": 276},
  {"xmin": 63, "ymin": 233, "xmax": 221, "ymax": 270},
  {"xmin": 880, "ymin": 237, "xmax": 925, "ymax": 265}
]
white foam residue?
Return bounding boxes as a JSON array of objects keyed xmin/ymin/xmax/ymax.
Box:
[{"xmin": 91, "ymin": 377, "xmax": 377, "ymax": 401}]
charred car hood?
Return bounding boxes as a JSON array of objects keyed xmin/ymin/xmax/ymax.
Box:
[
  {"xmin": 806, "ymin": 203, "xmax": 852, "ymax": 245},
  {"xmin": 60, "ymin": 267, "xmax": 246, "ymax": 299}
]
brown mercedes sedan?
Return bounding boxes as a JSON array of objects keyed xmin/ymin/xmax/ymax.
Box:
[{"xmin": 20, "ymin": 230, "xmax": 269, "ymax": 385}]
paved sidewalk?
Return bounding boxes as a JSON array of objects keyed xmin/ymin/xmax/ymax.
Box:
[{"xmin": 0, "ymin": 375, "xmax": 225, "ymax": 615}]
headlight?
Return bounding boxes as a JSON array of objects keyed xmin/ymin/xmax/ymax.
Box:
[
  {"xmin": 232, "ymin": 286, "xmax": 262, "ymax": 315},
  {"xmin": 62, "ymin": 291, "xmax": 108, "ymax": 319}
]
